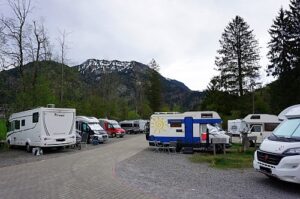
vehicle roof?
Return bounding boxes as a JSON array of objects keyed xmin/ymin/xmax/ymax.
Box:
[
  {"xmin": 76, "ymin": 116, "xmax": 99, "ymax": 123},
  {"xmin": 278, "ymin": 104, "xmax": 300, "ymax": 120},
  {"xmin": 9, "ymin": 107, "xmax": 75, "ymax": 119},
  {"xmin": 243, "ymin": 114, "xmax": 280, "ymax": 124},
  {"xmin": 151, "ymin": 111, "xmax": 221, "ymax": 119},
  {"xmin": 285, "ymin": 106, "xmax": 300, "ymax": 119}
]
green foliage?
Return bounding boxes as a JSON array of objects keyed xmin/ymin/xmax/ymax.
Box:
[
  {"xmin": 0, "ymin": 119, "xmax": 7, "ymax": 140},
  {"xmin": 127, "ymin": 110, "xmax": 140, "ymax": 120},
  {"xmin": 215, "ymin": 15, "xmax": 260, "ymax": 96},
  {"xmin": 189, "ymin": 144, "xmax": 255, "ymax": 169}
]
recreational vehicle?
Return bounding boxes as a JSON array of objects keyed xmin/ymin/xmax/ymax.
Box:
[
  {"xmin": 135, "ymin": 119, "xmax": 149, "ymax": 133},
  {"xmin": 253, "ymin": 105, "xmax": 300, "ymax": 184},
  {"xmin": 76, "ymin": 116, "xmax": 108, "ymax": 144},
  {"xmin": 227, "ymin": 119, "xmax": 248, "ymax": 136},
  {"xmin": 98, "ymin": 119, "xmax": 125, "ymax": 138},
  {"xmin": 6, "ymin": 107, "xmax": 76, "ymax": 152},
  {"xmin": 119, "ymin": 120, "xmax": 139, "ymax": 134},
  {"xmin": 243, "ymin": 114, "xmax": 280, "ymax": 144},
  {"xmin": 148, "ymin": 111, "xmax": 230, "ymax": 152}
]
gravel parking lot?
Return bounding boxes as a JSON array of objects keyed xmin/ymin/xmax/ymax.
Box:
[
  {"xmin": 0, "ymin": 134, "xmax": 139, "ymax": 168},
  {"xmin": 116, "ymin": 148, "xmax": 300, "ymax": 199}
]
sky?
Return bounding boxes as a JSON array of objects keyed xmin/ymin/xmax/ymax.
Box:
[{"xmin": 0, "ymin": 0, "xmax": 290, "ymax": 91}]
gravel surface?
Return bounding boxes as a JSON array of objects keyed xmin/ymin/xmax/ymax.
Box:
[
  {"xmin": 116, "ymin": 148, "xmax": 300, "ymax": 199},
  {"xmin": 0, "ymin": 134, "xmax": 141, "ymax": 168}
]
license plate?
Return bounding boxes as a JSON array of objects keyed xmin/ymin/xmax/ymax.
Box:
[{"xmin": 260, "ymin": 166, "xmax": 271, "ymax": 174}]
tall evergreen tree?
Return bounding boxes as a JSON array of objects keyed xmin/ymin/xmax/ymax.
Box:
[
  {"xmin": 287, "ymin": 0, "xmax": 300, "ymax": 67},
  {"xmin": 147, "ymin": 59, "xmax": 162, "ymax": 112},
  {"xmin": 215, "ymin": 16, "xmax": 260, "ymax": 96},
  {"xmin": 267, "ymin": 8, "xmax": 293, "ymax": 76}
]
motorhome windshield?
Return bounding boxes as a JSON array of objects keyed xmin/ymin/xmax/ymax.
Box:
[
  {"xmin": 88, "ymin": 123, "xmax": 103, "ymax": 131},
  {"xmin": 273, "ymin": 119, "xmax": 300, "ymax": 138},
  {"xmin": 112, "ymin": 123, "xmax": 121, "ymax": 128}
]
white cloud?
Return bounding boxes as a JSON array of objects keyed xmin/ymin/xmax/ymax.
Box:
[{"xmin": 0, "ymin": 0, "xmax": 290, "ymax": 90}]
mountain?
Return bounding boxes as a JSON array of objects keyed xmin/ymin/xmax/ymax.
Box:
[{"xmin": 74, "ymin": 59, "xmax": 203, "ymax": 110}]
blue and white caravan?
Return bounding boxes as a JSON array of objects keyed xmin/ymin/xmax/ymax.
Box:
[{"xmin": 149, "ymin": 111, "xmax": 230, "ymax": 151}]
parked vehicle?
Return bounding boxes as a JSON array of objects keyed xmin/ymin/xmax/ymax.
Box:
[
  {"xmin": 243, "ymin": 114, "xmax": 281, "ymax": 144},
  {"xmin": 147, "ymin": 111, "xmax": 230, "ymax": 152},
  {"xmin": 76, "ymin": 116, "xmax": 108, "ymax": 144},
  {"xmin": 119, "ymin": 120, "xmax": 139, "ymax": 134},
  {"xmin": 253, "ymin": 105, "xmax": 300, "ymax": 184},
  {"xmin": 227, "ymin": 119, "xmax": 248, "ymax": 136},
  {"xmin": 135, "ymin": 119, "xmax": 149, "ymax": 133},
  {"xmin": 6, "ymin": 107, "xmax": 76, "ymax": 152},
  {"xmin": 98, "ymin": 119, "xmax": 125, "ymax": 138}
]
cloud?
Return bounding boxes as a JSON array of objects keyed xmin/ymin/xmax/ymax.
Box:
[{"xmin": 1, "ymin": 0, "xmax": 290, "ymax": 90}]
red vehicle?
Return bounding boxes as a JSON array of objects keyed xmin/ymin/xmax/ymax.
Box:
[{"xmin": 98, "ymin": 119, "xmax": 125, "ymax": 138}]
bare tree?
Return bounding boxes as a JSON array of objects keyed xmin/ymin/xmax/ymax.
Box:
[
  {"xmin": 0, "ymin": 0, "xmax": 32, "ymax": 89},
  {"xmin": 0, "ymin": 24, "xmax": 6, "ymax": 70},
  {"xmin": 58, "ymin": 30, "xmax": 70, "ymax": 104}
]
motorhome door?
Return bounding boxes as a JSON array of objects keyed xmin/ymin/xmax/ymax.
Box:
[{"xmin": 184, "ymin": 117, "xmax": 193, "ymax": 144}]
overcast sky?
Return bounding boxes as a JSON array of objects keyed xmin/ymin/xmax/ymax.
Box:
[{"xmin": 1, "ymin": 0, "xmax": 290, "ymax": 91}]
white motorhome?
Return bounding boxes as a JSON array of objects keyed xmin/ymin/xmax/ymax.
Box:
[
  {"xmin": 119, "ymin": 120, "xmax": 139, "ymax": 134},
  {"xmin": 148, "ymin": 111, "xmax": 230, "ymax": 152},
  {"xmin": 6, "ymin": 107, "xmax": 76, "ymax": 152},
  {"xmin": 76, "ymin": 116, "xmax": 108, "ymax": 144},
  {"xmin": 227, "ymin": 119, "xmax": 248, "ymax": 136},
  {"xmin": 135, "ymin": 119, "xmax": 149, "ymax": 133},
  {"xmin": 243, "ymin": 114, "xmax": 281, "ymax": 143},
  {"xmin": 253, "ymin": 105, "xmax": 300, "ymax": 184}
]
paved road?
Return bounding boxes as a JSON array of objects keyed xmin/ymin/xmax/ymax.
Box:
[{"xmin": 0, "ymin": 134, "xmax": 152, "ymax": 199}]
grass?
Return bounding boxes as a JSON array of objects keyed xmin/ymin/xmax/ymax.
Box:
[{"xmin": 189, "ymin": 144, "xmax": 255, "ymax": 169}]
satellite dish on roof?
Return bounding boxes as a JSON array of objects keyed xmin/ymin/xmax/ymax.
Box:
[{"xmin": 278, "ymin": 104, "xmax": 300, "ymax": 121}]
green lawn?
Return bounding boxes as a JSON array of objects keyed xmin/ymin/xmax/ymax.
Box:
[
  {"xmin": 189, "ymin": 144, "xmax": 255, "ymax": 169},
  {"xmin": 0, "ymin": 119, "xmax": 7, "ymax": 140}
]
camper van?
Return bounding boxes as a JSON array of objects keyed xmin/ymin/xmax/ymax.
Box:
[
  {"xmin": 135, "ymin": 120, "xmax": 149, "ymax": 133},
  {"xmin": 253, "ymin": 105, "xmax": 300, "ymax": 184},
  {"xmin": 243, "ymin": 114, "xmax": 280, "ymax": 143},
  {"xmin": 6, "ymin": 107, "xmax": 76, "ymax": 152},
  {"xmin": 76, "ymin": 116, "xmax": 108, "ymax": 144},
  {"xmin": 227, "ymin": 119, "xmax": 248, "ymax": 136},
  {"xmin": 148, "ymin": 111, "xmax": 230, "ymax": 152},
  {"xmin": 98, "ymin": 119, "xmax": 125, "ymax": 138},
  {"xmin": 119, "ymin": 120, "xmax": 139, "ymax": 134}
]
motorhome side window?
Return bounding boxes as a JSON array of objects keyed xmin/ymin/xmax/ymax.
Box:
[
  {"xmin": 264, "ymin": 123, "xmax": 279, "ymax": 132},
  {"xmin": 21, "ymin": 119, "xmax": 25, "ymax": 126},
  {"xmin": 201, "ymin": 113, "xmax": 213, "ymax": 118},
  {"xmin": 170, "ymin": 122, "xmax": 182, "ymax": 128},
  {"xmin": 82, "ymin": 123, "xmax": 88, "ymax": 132},
  {"xmin": 32, "ymin": 112, "xmax": 39, "ymax": 123},
  {"xmin": 251, "ymin": 125, "xmax": 262, "ymax": 132},
  {"xmin": 15, "ymin": 120, "xmax": 20, "ymax": 130}
]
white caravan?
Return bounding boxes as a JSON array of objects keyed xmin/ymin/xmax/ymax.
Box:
[
  {"xmin": 6, "ymin": 107, "xmax": 76, "ymax": 152},
  {"xmin": 253, "ymin": 105, "xmax": 300, "ymax": 184},
  {"xmin": 76, "ymin": 116, "xmax": 108, "ymax": 143},
  {"xmin": 243, "ymin": 114, "xmax": 281, "ymax": 143},
  {"xmin": 148, "ymin": 111, "xmax": 230, "ymax": 151},
  {"xmin": 135, "ymin": 119, "xmax": 149, "ymax": 133},
  {"xmin": 227, "ymin": 119, "xmax": 248, "ymax": 136}
]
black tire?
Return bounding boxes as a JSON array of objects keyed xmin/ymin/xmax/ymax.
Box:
[
  {"xmin": 26, "ymin": 143, "xmax": 32, "ymax": 153},
  {"xmin": 77, "ymin": 143, "xmax": 81, "ymax": 150}
]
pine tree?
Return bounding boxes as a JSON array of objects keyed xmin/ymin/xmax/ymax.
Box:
[
  {"xmin": 147, "ymin": 59, "xmax": 162, "ymax": 112},
  {"xmin": 287, "ymin": 0, "xmax": 300, "ymax": 67},
  {"xmin": 267, "ymin": 8, "xmax": 293, "ymax": 76},
  {"xmin": 215, "ymin": 16, "xmax": 260, "ymax": 96}
]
